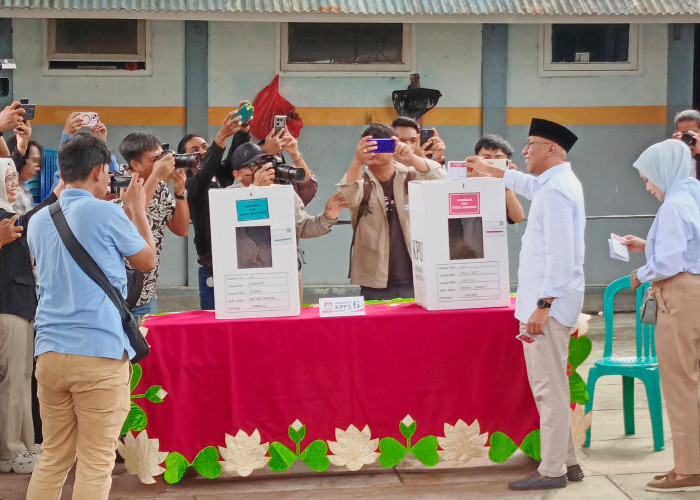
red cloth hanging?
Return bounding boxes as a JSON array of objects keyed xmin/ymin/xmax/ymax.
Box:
[{"xmin": 250, "ymin": 76, "xmax": 303, "ymax": 140}]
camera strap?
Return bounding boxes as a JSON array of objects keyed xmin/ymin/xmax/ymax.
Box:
[{"xmin": 347, "ymin": 172, "xmax": 374, "ymax": 279}]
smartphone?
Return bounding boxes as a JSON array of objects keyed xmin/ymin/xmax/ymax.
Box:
[
  {"xmin": 110, "ymin": 174, "xmax": 132, "ymax": 195},
  {"xmin": 19, "ymin": 98, "xmax": 35, "ymax": 121},
  {"xmin": 273, "ymin": 115, "xmax": 287, "ymax": 134},
  {"xmin": 420, "ymin": 128, "xmax": 434, "ymax": 146},
  {"xmin": 516, "ymin": 333, "xmax": 545, "ymax": 344},
  {"xmin": 373, "ymin": 138, "xmax": 396, "ymax": 153},
  {"xmin": 78, "ymin": 112, "xmax": 99, "ymax": 128},
  {"xmin": 232, "ymin": 103, "xmax": 254, "ymax": 124}
]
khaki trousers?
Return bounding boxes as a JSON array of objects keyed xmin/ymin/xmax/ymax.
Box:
[
  {"xmin": 26, "ymin": 352, "xmax": 130, "ymax": 500},
  {"xmin": 654, "ymin": 272, "xmax": 700, "ymax": 475},
  {"xmin": 0, "ymin": 313, "xmax": 35, "ymax": 460},
  {"xmin": 521, "ymin": 318, "xmax": 577, "ymax": 477}
]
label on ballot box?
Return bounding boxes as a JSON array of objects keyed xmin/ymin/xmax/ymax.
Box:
[
  {"xmin": 209, "ymin": 185, "xmax": 300, "ymax": 319},
  {"xmin": 409, "ymin": 178, "xmax": 510, "ymax": 311},
  {"xmin": 318, "ymin": 297, "xmax": 366, "ymax": 317}
]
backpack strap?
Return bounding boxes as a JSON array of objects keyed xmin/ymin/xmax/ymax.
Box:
[{"xmin": 348, "ymin": 172, "xmax": 374, "ymax": 279}]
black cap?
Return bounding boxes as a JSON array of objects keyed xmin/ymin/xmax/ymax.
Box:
[
  {"xmin": 229, "ymin": 143, "xmax": 269, "ymax": 170},
  {"xmin": 528, "ymin": 118, "xmax": 578, "ymax": 152}
]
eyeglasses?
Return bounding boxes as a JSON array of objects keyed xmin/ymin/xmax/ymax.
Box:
[
  {"xmin": 4, "ymin": 173, "xmax": 19, "ymax": 183},
  {"xmin": 241, "ymin": 156, "xmax": 274, "ymax": 169},
  {"xmin": 523, "ymin": 140, "xmax": 552, "ymax": 150}
]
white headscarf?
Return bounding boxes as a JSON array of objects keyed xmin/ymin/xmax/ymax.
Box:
[
  {"xmin": 633, "ymin": 139, "xmax": 700, "ymax": 210},
  {"xmin": 0, "ymin": 158, "xmax": 18, "ymax": 214}
]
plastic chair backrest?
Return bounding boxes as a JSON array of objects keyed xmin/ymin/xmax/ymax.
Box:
[
  {"xmin": 40, "ymin": 148, "xmax": 58, "ymax": 201},
  {"xmin": 602, "ymin": 275, "xmax": 656, "ymax": 360}
]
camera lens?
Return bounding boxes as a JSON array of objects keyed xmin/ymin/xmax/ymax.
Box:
[
  {"xmin": 272, "ymin": 163, "xmax": 305, "ymax": 184},
  {"xmin": 172, "ymin": 153, "xmax": 202, "ymax": 169},
  {"xmin": 680, "ymin": 133, "xmax": 697, "ymax": 147}
]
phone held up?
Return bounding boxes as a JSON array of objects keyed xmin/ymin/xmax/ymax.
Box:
[
  {"xmin": 273, "ymin": 115, "xmax": 287, "ymax": 134},
  {"xmin": 232, "ymin": 103, "xmax": 254, "ymax": 124},
  {"xmin": 19, "ymin": 98, "xmax": 35, "ymax": 121},
  {"xmin": 373, "ymin": 138, "xmax": 396, "ymax": 154},
  {"xmin": 420, "ymin": 128, "xmax": 435, "ymax": 148}
]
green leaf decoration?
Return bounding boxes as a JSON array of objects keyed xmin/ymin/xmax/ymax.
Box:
[
  {"xmin": 269, "ymin": 442, "xmax": 297, "ymax": 471},
  {"xmin": 488, "ymin": 432, "xmax": 518, "ymax": 463},
  {"xmin": 411, "ymin": 435, "xmax": 439, "ymax": 466},
  {"xmin": 120, "ymin": 401, "xmax": 147, "ymax": 435},
  {"xmin": 299, "ymin": 440, "xmax": 330, "ymax": 472},
  {"xmin": 163, "ymin": 452, "xmax": 189, "ymax": 484},
  {"xmin": 399, "ymin": 420, "xmax": 417, "ymax": 440},
  {"xmin": 569, "ymin": 371, "xmax": 589, "ymax": 405},
  {"xmin": 288, "ymin": 425, "xmax": 306, "ymax": 445},
  {"xmin": 378, "ymin": 437, "xmax": 408, "ymax": 468},
  {"xmin": 144, "ymin": 385, "xmax": 165, "ymax": 403},
  {"xmin": 519, "ymin": 430, "xmax": 541, "ymax": 461},
  {"xmin": 191, "ymin": 446, "xmax": 222, "ymax": 479},
  {"xmin": 130, "ymin": 363, "xmax": 142, "ymax": 392},
  {"xmin": 568, "ymin": 335, "xmax": 592, "ymax": 370}
]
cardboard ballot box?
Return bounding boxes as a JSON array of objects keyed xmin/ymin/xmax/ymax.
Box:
[
  {"xmin": 209, "ymin": 185, "xmax": 300, "ymax": 319},
  {"xmin": 409, "ymin": 178, "xmax": 510, "ymax": 310}
]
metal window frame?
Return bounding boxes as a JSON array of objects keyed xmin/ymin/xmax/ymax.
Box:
[
  {"xmin": 45, "ymin": 18, "xmax": 150, "ymax": 75},
  {"xmin": 540, "ymin": 23, "xmax": 641, "ymax": 77},
  {"xmin": 280, "ymin": 22, "xmax": 414, "ymax": 75}
]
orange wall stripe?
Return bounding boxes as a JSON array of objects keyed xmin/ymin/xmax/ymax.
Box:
[
  {"xmin": 30, "ymin": 106, "xmax": 186, "ymax": 127},
  {"xmin": 507, "ymin": 106, "xmax": 668, "ymax": 126},
  {"xmin": 29, "ymin": 106, "xmax": 667, "ymax": 127}
]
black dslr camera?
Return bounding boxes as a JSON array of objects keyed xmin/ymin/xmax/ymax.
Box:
[
  {"xmin": 271, "ymin": 157, "xmax": 304, "ymax": 184},
  {"xmin": 160, "ymin": 143, "xmax": 202, "ymax": 169}
]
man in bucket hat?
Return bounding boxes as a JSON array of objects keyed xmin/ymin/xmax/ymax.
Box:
[{"xmin": 467, "ymin": 118, "xmax": 585, "ymax": 490}]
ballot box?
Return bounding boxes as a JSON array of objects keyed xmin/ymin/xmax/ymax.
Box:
[
  {"xmin": 409, "ymin": 178, "xmax": 510, "ymax": 310},
  {"xmin": 209, "ymin": 185, "xmax": 300, "ymax": 319}
]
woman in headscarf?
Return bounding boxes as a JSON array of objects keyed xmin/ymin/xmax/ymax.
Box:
[
  {"xmin": 622, "ymin": 139, "xmax": 700, "ymax": 493},
  {"xmin": 0, "ymin": 159, "xmax": 61, "ymax": 474}
]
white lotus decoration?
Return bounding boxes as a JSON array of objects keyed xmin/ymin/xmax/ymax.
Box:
[{"xmin": 327, "ymin": 424, "xmax": 380, "ymax": 471}]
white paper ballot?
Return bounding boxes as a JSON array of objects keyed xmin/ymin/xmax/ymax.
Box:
[
  {"xmin": 447, "ymin": 161, "xmax": 468, "ymax": 181},
  {"xmin": 608, "ymin": 233, "xmax": 629, "ymax": 262}
]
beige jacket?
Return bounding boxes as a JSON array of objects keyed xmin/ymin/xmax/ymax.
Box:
[{"xmin": 338, "ymin": 160, "xmax": 445, "ymax": 288}]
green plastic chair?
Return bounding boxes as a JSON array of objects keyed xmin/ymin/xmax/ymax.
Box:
[{"xmin": 584, "ymin": 275, "xmax": 664, "ymax": 451}]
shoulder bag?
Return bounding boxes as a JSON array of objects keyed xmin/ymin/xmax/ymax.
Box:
[{"xmin": 48, "ymin": 201, "xmax": 149, "ymax": 363}]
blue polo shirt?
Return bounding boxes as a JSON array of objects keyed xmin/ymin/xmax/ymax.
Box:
[{"xmin": 28, "ymin": 189, "xmax": 147, "ymax": 359}]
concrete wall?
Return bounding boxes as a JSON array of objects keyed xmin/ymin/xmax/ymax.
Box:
[
  {"xmin": 4, "ymin": 19, "xmax": 684, "ymax": 292},
  {"xmin": 504, "ymin": 24, "xmax": 668, "ymax": 287}
]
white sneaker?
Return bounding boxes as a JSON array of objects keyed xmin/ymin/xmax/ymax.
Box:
[{"xmin": 0, "ymin": 451, "xmax": 39, "ymax": 473}]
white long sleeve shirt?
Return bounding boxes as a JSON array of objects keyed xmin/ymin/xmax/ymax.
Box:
[
  {"xmin": 503, "ymin": 163, "xmax": 586, "ymax": 327},
  {"xmin": 637, "ymin": 189, "xmax": 700, "ymax": 283}
]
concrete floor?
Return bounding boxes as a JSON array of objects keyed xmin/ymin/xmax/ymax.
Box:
[{"xmin": 0, "ymin": 293, "xmax": 694, "ymax": 499}]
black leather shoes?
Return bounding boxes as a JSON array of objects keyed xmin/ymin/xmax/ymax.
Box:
[
  {"xmin": 508, "ymin": 471, "xmax": 567, "ymax": 490},
  {"xmin": 567, "ymin": 464, "xmax": 584, "ymax": 482}
]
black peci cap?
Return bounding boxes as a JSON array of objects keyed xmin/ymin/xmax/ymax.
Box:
[{"xmin": 528, "ymin": 118, "xmax": 578, "ymax": 152}]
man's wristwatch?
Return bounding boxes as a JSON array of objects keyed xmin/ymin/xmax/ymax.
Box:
[
  {"xmin": 174, "ymin": 190, "xmax": 187, "ymax": 200},
  {"xmin": 536, "ymin": 298, "xmax": 552, "ymax": 309}
]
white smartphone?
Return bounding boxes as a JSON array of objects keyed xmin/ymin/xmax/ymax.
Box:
[
  {"xmin": 485, "ymin": 159, "xmax": 509, "ymax": 171},
  {"xmin": 78, "ymin": 112, "xmax": 99, "ymax": 128},
  {"xmin": 273, "ymin": 115, "xmax": 286, "ymax": 133}
]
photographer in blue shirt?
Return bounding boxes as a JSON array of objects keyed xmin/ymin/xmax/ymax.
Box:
[{"xmin": 26, "ymin": 134, "xmax": 156, "ymax": 500}]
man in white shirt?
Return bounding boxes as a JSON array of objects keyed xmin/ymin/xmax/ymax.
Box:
[{"xmin": 467, "ymin": 118, "xmax": 585, "ymax": 491}]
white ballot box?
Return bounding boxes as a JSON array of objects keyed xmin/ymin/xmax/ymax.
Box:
[
  {"xmin": 409, "ymin": 178, "xmax": 510, "ymax": 310},
  {"xmin": 209, "ymin": 185, "xmax": 300, "ymax": 319}
]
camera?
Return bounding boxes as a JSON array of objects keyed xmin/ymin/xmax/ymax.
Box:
[
  {"xmin": 271, "ymin": 157, "xmax": 304, "ymax": 184},
  {"xmin": 680, "ymin": 133, "xmax": 697, "ymax": 147},
  {"xmin": 110, "ymin": 174, "xmax": 131, "ymax": 195},
  {"xmin": 160, "ymin": 148, "xmax": 202, "ymax": 169},
  {"xmin": 19, "ymin": 98, "xmax": 35, "ymax": 121}
]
